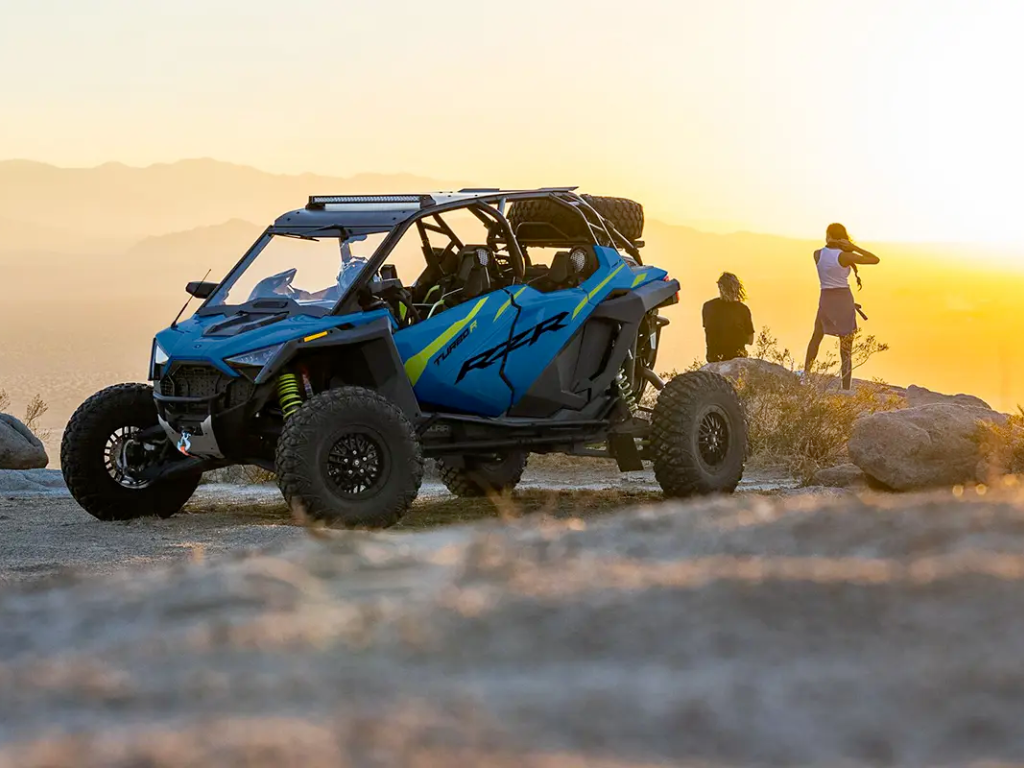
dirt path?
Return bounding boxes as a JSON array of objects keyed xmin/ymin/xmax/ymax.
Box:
[{"xmin": 0, "ymin": 464, "xmax": 798, "ymax": 583}]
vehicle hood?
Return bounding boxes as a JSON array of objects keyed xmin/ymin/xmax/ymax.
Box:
[{"xmin": 153, "ymin": 308, "xmax": 393, "ymax": 375}]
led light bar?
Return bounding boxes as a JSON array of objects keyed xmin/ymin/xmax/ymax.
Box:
[{"xmin": 307, "ymin": 194, "xmax": 433, "ymax": 208}]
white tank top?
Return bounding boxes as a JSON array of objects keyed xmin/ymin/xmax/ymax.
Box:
[{"xmin": 816, "ymin": 247, "xmax": 850, "ymax": 290}]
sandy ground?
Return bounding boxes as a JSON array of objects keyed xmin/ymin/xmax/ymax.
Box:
[
  {"xmin": 7, "ymin": 468, "xmax": 1024, "ymax": 765},
  {"xmin": 0, "ymin": 463, "xmax": 797, "ymax": 583}
]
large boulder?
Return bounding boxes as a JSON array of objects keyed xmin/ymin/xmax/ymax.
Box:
[
  {"xmin": 0, "ymin": 414, "xmax": 48, "ymax": 469},
  {"xmin": 702, "ymin": 358, "xmax": 796, "ymax": 386},
  {"xmin": 905, "ymin": 384, "xmax": 992, "ymax": 410},
  {"xmin": 848, "ymin": 404, "xmax": 1004, "ymax": 491}
]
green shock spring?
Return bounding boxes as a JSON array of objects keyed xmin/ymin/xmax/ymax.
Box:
[
  {"xmin": 277, "ymin": 373, "xmax": 304, "ymax": 418},
  {"xmin": 617, "ymin": 366, "xmax": 638, "ymax": 413}
]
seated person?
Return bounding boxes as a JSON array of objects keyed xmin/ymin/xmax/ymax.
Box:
[{"xmin": 702, "ymin": 272, "xmax": 754, "ymax": 362}]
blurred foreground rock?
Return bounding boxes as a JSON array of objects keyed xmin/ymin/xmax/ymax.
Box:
[
  {"xmin": 0, "ymin": 415, "xmax": 47, "ymax": 470},
  {"xmin": 3, "ymin": 490, "xmax": 1024, "ymax": 766},
  {"xmin": 849, "ymin": 404, "xmax": 1005, "ymax": 490}
]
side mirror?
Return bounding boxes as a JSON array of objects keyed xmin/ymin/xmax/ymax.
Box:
[
  {"xmin": 380, "ymin": 264, "xmax": 398, "ymax": 281},
  {"xmin": 185, "ymin": 281, "xmax": 218, "ymax": 299}
]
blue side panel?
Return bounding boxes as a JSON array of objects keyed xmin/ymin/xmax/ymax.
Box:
[
  {"xmin": 393, "ymin": 290, "xmax": 520, "ymax": 416},
  {"xmin": 392, "ymin": 247, "xmax": 674, "ymax": 416},
  {"xmin": 502, "ymin": 246, "xmax": 644, "ymax": 405}
]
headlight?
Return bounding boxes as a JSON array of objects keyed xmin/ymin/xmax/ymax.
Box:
[
  {"xmin": 153, "ymin": 342, "xmax": 169, "ymax": 366},
  {"xmin": 150, "ymin": 339, "xmax": 169, "ymax": 380},
  {"xmin": 226, "ymin": 344, "xmax": 284, "ymax": 369}
]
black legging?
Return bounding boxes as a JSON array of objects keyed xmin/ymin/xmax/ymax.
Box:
[{"xmin": 804, "ymin": 317, "xmax": 853, "ymax": 389}]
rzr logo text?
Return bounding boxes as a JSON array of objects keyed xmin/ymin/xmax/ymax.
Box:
[{"xmin": 455, "ymin": 312, "xmax": 568, "ymax": 383}]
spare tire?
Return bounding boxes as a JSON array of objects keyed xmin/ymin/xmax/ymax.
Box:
[{"xmin": 508, "ymin": 194, "xmax": 644, "ymax": 243}]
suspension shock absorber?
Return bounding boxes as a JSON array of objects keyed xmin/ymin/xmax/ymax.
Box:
[
  {"xmin": 277, "ymin": 372, "xmax": 304, "ymax": 418},
  {"xmin": 617, "ymin": 364, "xmax": 639, "ymax": 413}
]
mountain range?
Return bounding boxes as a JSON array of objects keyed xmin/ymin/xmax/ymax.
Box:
[{"xmin": 0, "ymin": 159, "xmax": 1022, "ymax": 430}]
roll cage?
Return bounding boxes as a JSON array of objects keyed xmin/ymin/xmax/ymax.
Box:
[{"xmin": 200, "ymin": 188, "xmax": 643, "ymax": 319}]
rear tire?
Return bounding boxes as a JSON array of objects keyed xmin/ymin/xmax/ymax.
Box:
[
  {"xmin": 650, "ymin": 372, "xmax": 746, "ymax": 497},
  {"xmin": 437, "ymin": 451, "xmax": 528, "ymax": 497},
  {"xmin": 60, "ymin": 384, "xmax": 200, "ymax": 521},
  {"xmin": 275, "ymin": 387, "xmax": 423, "ymax": 528},
  {"xmin": 508, "ymin": 195, "xmax": 645, "ymax": 243}
]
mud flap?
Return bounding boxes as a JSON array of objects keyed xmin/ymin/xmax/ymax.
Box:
[{"xmin": 609, "ymin": 433, "xmax": 644, "ymax": 472}]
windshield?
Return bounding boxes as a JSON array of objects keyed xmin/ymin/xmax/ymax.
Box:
[{"xmin": 207, "ymin": 232, "xmax": 387, "ymax": 310}]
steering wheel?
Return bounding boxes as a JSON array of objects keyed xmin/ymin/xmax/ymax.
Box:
[{"xmin": 248, "ymin": 268, "xmax": 299, "ymax": 302}]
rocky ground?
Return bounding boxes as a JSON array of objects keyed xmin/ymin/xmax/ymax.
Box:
[
  {"xmin": 0, "ymin": 463, "xmax": 797, "ymax": 583},
  {"xmin": 2, "ymin": 465, "xmax": 1024, "ymax": 766}
]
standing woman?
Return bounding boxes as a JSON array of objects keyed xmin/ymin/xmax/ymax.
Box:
[{"xmin": 802, "ymin": 223, "xmax": 880, "ymax": 388}]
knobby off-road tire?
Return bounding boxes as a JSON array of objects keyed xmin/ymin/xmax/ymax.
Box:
[
  {"xmin": 508, "ymin": 195, "xmax": 645, "ymax": 243},
  {"xmin": 437, "ymin": 451, "xmax": 528, "ymax": 497},
  {"xmin": 650, "ymin": 372, "xmax": 746, "ymax": 497},
  {"xmin": 275, "ymin": 387, "xmax": 423, "ymax": 528},
  {"xmin": 60, "ymin": 383, "xmax": 200, "ymax": 521}
]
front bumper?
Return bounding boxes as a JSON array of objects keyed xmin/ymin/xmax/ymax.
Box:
[
  {"xmin": 157, "ymin": 413, "xmax": 222, "ymax": 458},
  {"xmin": 154, "ymin": 363, "xmax": 264, "ymax": 459}
]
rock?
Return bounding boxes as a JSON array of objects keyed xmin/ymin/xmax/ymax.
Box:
[
  {"xmin": 702, "ymin": 358, "xmax": 796, "ymax": 385},
  {"xmin": 905, "ymin": 384, "xmax": 992, "ymax": 410},
  {"xmin": 849, "ymin": 404, "xmax": 1005, "ymax": 491},
  {"xmin": 811, "ymin": 463, "xmax": 868, "ymax": 488},
  {"xmin": 0, "ymin": 469, "xmax": 67, "ymax": 495},
  {"xmin": 0, "ymin": 414, "xmax": 48, "ymax": 470}
]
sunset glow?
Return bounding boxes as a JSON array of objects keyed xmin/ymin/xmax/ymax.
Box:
[
  {"xmin": 1, "ymin": 0, "xmax": 1022, "ymax": 430},
  {"xmin": 2, "ymin": 0, "xmax": 1023, "ymax": 247}
]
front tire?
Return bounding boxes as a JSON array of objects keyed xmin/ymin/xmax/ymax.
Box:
[
  {"xmin": 275, "ymin": 387, "xmax": 423, "ymax": 528},
  {"xmin": 60, "ymin": 384, "xmax": 200, "ymax": 521},
  {"xmin": 437, "ymin": 451, "xmax": 528, "ymax": 497},
  {"xmin": 650, "ymin": 372, "xmax": 746, "ymax": 497}
]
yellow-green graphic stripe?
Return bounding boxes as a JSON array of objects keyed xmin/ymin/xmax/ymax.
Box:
[
  {"xmin": 573, "ymin": 263, "xmax": 626, "ymax": 319},
  {"xmin": 494, "ymin": 287, "xmax": 527, "ymax": 320},
  {"xmin": 404, "ymin": 297, "xmax": 489, "ymax": 385}
]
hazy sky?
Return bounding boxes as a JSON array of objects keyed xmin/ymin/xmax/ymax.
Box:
[{"xmin": 2, "ymin": 0, "xmax": 1023, "ymax": 245}]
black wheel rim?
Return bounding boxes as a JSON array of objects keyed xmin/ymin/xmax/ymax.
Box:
[
  {"xmin": 473, "ymin": 454, "xmax": 507, "ymax": 470},
  {"xmin": 326, "ymin": 430, "xmax": 388, "ymax": 498},
  {"xmin": 697, "ymin": 407, "xmax": 730, "ymax": 467},
  {"xmin": 103, "ymin": 426, "xmax": 152, "ymax": 489}
]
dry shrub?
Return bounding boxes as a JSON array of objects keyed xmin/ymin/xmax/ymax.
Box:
[
  {"xmin": 738, "ymin": 329, "xmax": 902, "ymax": 482},
  {"xmin": 977, "ymin": 408, "xmax": 1024, "ymax": 479},
  {"xmin": 22, "ymin": 395, "xmax": 49, "ymax": 432},
  {"xmin": 0, "ymin": 388, "xmax": 50, "ymax": 435}
]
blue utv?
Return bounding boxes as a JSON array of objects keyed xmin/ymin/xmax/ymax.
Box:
[{"xmin": 61, "ymin": 188, "xmax": 746, "ymax": 527}]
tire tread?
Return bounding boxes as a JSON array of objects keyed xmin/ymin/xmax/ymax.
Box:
[{"xmin": 650, "ymin": 371, "xmax": 746, "ymax": 497}]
